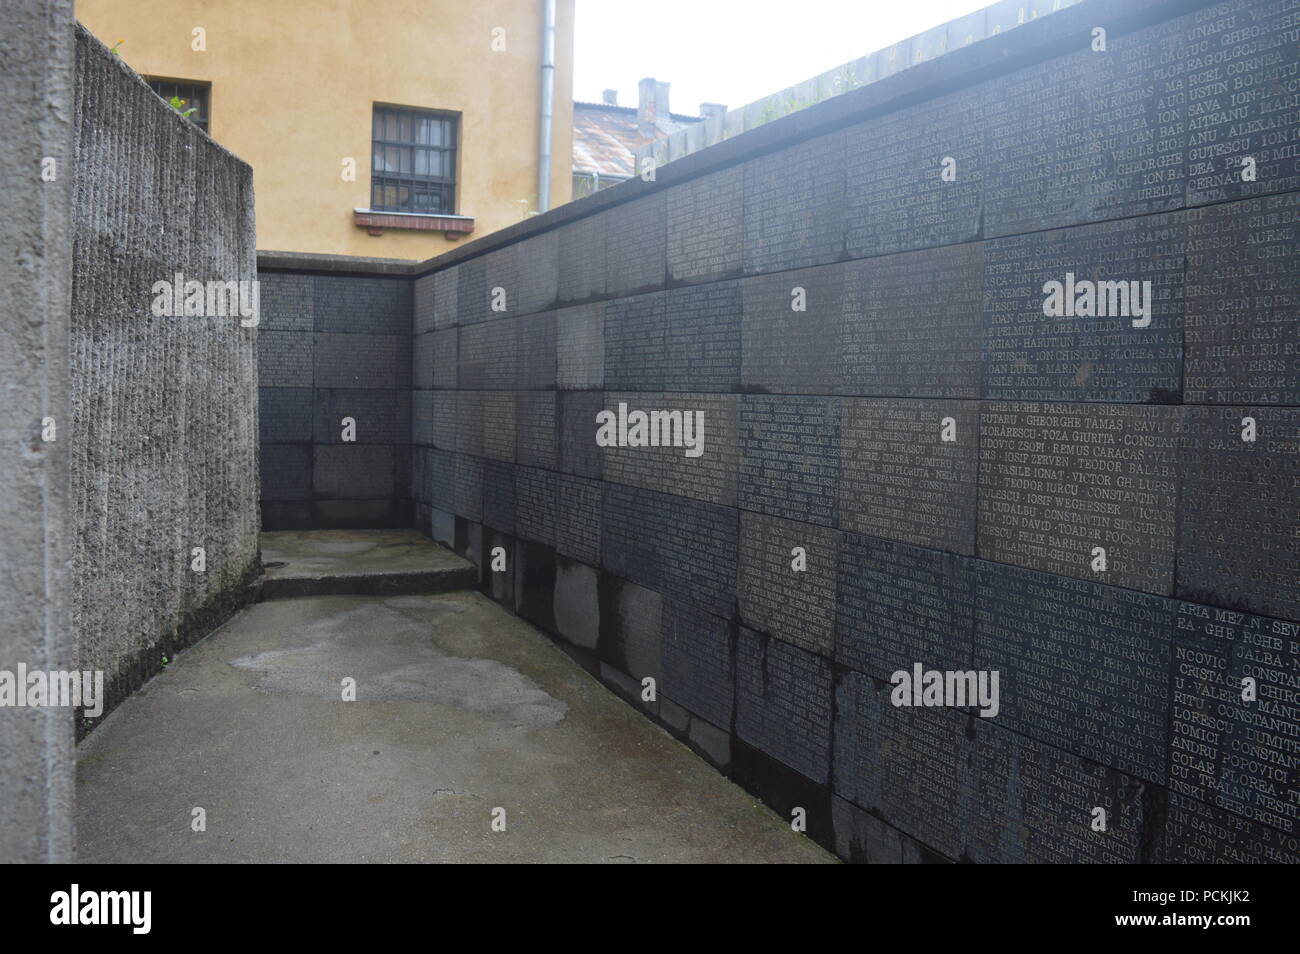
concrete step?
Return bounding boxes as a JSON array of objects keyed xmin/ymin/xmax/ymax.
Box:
[{"xmin": 259, "ymin": 529, "xmax": 477, "ymax": 600}]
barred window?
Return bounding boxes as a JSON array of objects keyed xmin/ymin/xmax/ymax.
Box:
[
  {"xmin": 146, "ymin": 79, "xmax": 210, "ymax": 133},
  {"xmin": 371, "ymin": 105, "xmax": 457, "ymax": 214}
]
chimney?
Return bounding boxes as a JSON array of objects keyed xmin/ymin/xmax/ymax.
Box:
[
  {"xmin": 637, "ymin": 77, "xmax": 657, "ymax": 138},
  {"xmin": 602, "ymin": 88, "xmax": 618, "ymax": 105},
  {"xmin": 655, "ymin": 80, "xmax": 670, "ymax": 119},
  {"xmin": 699, "ymin": 102, "xmax": 727, "ymax": 144}
]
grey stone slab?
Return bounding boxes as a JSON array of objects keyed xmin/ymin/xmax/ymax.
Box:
[
  {"xmin": 258, "ymin": 330, "xmax": 312, "ymax": 387},
  {"xmin": 456, "ymin": 256, "xmax": 489, "ymax": 325},
  {"xmin": 259, "ymin": 387, "xmax": 312, "ymax": 444},
  {"xmin": 1170, "ymin": 599, "xmax": 1300, "ymax": 836},
  {"xmin": 844, "ymin": 85, "xmax": 984, "ymax": 257},
  {"xmin": 978, "ymin": 401, "xmax": 1186, "ymax": 595},
  {"xmin": 739, "ymin": 395, "xmax": 840, "ymax": 527},
  {"xmin": 556, "ymin": 302, "xmax": 604, "ymax": 390},
  {"xmin": 842, "ymin": 243, "xmax": 982, "ymax": 399},
  {"xmin": 558, "ymin": 213, "xmax": 607, "ymax": 303},
  {"xmin": 839, "ymin": 398, "xmax": 979, "ymax": 554},
  {"xmin": 736, "ymin": 628, "xmax": 833, "ymax": 784},
  {"xmin": 1177, "ymin": 406, "xmax": 1300, "ymax": 623},
  {"xmin": 982, "ymin": 17, "xmax": 1187, "ymax": 237},
  {"xmin": 312, "ymin": 275, "xmax": 410, "ymax": 335},
  {"xmin": 1185, "ymin": 193, "xmax": 1300, "ymax": 405},
  {"xmin": 1158, "ymin": 792, "xmax": 1300, "ymax": 864},
  {"xmin": 662, "ymin": 601, "xmax": 734, "ymax": 731},
  {"xmin": 967, "ymin": 718, "xmax": 1149, "ymax": 864},
  {"xmin": 432, "ymin": 264, "xmax": 458, "ymax": 329},
  {"xmin": 514, "ymin": 391, "xmax": 556, "ymax": 469},
  {"xmin": 741, "ymin": 263, "xmax": 844, "ymax": 394},
  {"xmin": 833, "ymin": 670, "xmax": 971, "ymax": 859},
  {"xmin": 312, "ymin": 388, "xmax": 409, "ymax": 445},
  {"xmin": 836, "ymin": 537, "xmax": 975, "ymax": 678},
  {"xmin": 982, "ymin": 213, "xmax": 1186, "ymax": 403},
  {"xmin": 600, "ymin": 484, "xmax": 737, "ymax": 618},
  {"xmin": 1182, "ymin": 0, "xmax": 1300, "ymax": 206},
  {"xmin": 666, "ymin": 164, "xmax": 744, "ymax": 284},
  {"xmin": 743, "ymin": 129, "xmax": 846, "ymax": 274},
  {"xmin": 260, "ymin": 444, "xmax": 312, "ymax": 501},
  {"xmin": 313, "ymin": 444, "xmax": 396, "ymax": 500},
  {"xmin": 313, "ymin": 332, "xmax": 410, "ymax": 389},
  {"xmin": 737, "ymin": 511, "xmax": 838, "ymax": 656},
  {"xmin": 976, "ymin": 562, "xmax": 1174, "ymax": 782},
  {"xmin": 482, "ymin": 459, "xmax": 516, "ymax": 535},
  {"xmin": 558, "ymin": 390, "xmax": 604, "ymax": 479},
  {"xmin": 514, "ymin": 466, "xmax": 556, "ymax": 547},
  {"xmin": 259, "ymin": 272, "xmax": 313, "ymax": 332},
  {"xmin": 554, "ymin": 474, "xmax": 601, "ymax": 566},
  {"xmin": 604, "ymin": 192, "xmax": 667, "ymax": 295},
  {"xmin": 601, "ymin": 392, "xmax": 738, "ymax": 506},
  {"xmin": 605, "ymin": 284, "xmax": 741, "ymax": 392}
]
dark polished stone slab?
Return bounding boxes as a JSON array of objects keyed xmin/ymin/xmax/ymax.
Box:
[
  {"xmin": 558, "ymin": 213, "xmax": 607, "ymax": 304},
  {"xmin": 833, "ymin": 670, "xmax": 970, "ymax": 860},
  {"xmin": 661, "ymin": 599, "xmax": 735, "ymax": 731},
  {"xmin": 978, "ymin": 401, "xmax": 1187, "ymax": 595},
  {"xmin": 844, "ymin": 86, "xmax": 984, "ymax": 257},
  {"xmin": 514, "ymin": 465, "xmax": 556, "ymax": 547},
  {"xmin": 976, "ymin": 562, "xmax": 1174, "ymax": 782},
  {"xmin": 1177, "ymin": 406, "xmax": 1300, "ymax": 623},
  {"xmin": 1158, "ymin": 792, "xmax": 1300, "ymax": 863},
  {"xmin": 558, "ymin": 390, "xmax": 604, "ymax": 479},
  {"xmin": 743, "ymin": 130, "xmax": 846, "ymax": 274},
  {"xmin": 482, "ymin": 459, "xmax": 516, "ymax": 535},
  {"xmin": 983, "ymin": 16, "xmax": 1187, "ymax": 237},
  {"xmin": 601, "ymin": 392, "xmax": 738, "ymax": 506},
  {"xmin": 554, "ymin": 474, "xmax": 601, "ymax": 566},
  {"xmin": 967, "ymin": 718, "xmax": 1149, "ymax": 864},
  {"xmin": 311, "ymin": 388, "xmax": 409, "ymax": 445},
  {"xmin": 839, "ymin": 398, "xmax": 978, "ymax": 554},
  {"xmin": 841, "ymin": 243, "xmax": 982, "ymax": 399},
  {"xmin": 737, "ymin": 628, "xmax": 833, "ymax": 784},
  {"xmin": 667, "ymin": 164, "xmax": 744, "ymax": 284},
  {"xmin": 739, "ymin": 395, "xmax": 841, "ymax": 527},
  {"xmin": 604, "ymin": 192, "xmax": 666, "ymax": 296},
  {"xmin": 1185, "ymin": 193, "xmax": 1300, "ymax": 405},
  {"xmin": 983, "ymin": 213, "xmax": 1186, "ymax": 403},
  {"xmin": 514, "ymin": 391, "xmax": 556, "ymax": 470},
  {"xmin": 600, "ymin": 483, "xmax": 737, "ymax": 617},
  {"xmin": 740, "ymin": 263, "xmax": 845, "ymax": 394},
  {"xmin": 556, "ymin": 302, "xmax": 604, "ymax": 390},
  {"xmin": 1170, "ymin": 600, "xmax": 1300, "ymax": 835},
  {"xmin": 1182, "ymin": 0, "xmax": 1300, "ymax": 206},
  {"xmin": 480, "ymin": 391, "xmax": 515, "ymax": 462},
  {"xmin": 737, "ymin": 511, "xmax": 838, "ymax": 656},
  {"xmin": 837, "ymin": 536, "xmax": 975, "ymax": 678}
]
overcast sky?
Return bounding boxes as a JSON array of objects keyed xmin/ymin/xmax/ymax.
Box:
[{"xmin": 573, "ymin": 0, "xmax": 994, "ymax": 115}]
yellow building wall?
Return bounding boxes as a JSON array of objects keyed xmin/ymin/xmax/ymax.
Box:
[{"xmin": 77, "ymin": 0, "xmax": 575, "ymax": 260}]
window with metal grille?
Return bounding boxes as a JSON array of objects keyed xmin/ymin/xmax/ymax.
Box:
[
  {"xmin": 371, "ymin": 105, "xmax": 457, "ymax": 214},
  {"xmin": 146, "ymin": 79, "xmax": 210, "ymax": 133}
]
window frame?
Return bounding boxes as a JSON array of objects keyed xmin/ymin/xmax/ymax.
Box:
[
  {"xmin": 145, "ymin": 77, "xmax": 211, "ymax": 133},
  {"xmin": 370, "ymin": 104, "xmax": 459, "ymax": 215}
]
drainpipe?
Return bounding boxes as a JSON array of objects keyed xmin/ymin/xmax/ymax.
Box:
[{"xmin": 537, "ymin": 0, "xmax": 556, "ymax": 213}]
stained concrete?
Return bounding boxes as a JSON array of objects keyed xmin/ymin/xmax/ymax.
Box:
[
  {"xmin": 261, "ymin": 529, "xmax": 477, "ymax": 598},
  {"xmin": 76, "ymin": 590, "xmax": 835, "ymax": 863}
]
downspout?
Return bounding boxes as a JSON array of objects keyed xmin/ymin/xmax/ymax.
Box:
[{"xmin": 537, "ymin": 0, "xmax": 556, "ymax": 213}]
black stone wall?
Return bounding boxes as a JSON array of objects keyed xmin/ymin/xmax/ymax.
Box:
[
  {"xmin": 258, "ymin": 266, "xmax": 413, "ymax": 529},
  {"xmin": 316, "ymin": 0, "xmax": 1300, "ymax": 864}
]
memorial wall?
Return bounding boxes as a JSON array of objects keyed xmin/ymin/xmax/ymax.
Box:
[
  {"xmin": 258, "ymin": 259, "xmax": 414, "ymax": 530},
  {"xmin": 264, "ymin": 0, "xmax": 1300, "ymax": 863}
]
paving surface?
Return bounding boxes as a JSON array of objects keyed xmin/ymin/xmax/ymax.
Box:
[
  {"xmin": 260, "ymin": 528, "xmax": 477, "ymax": 598},
  {"xmin": 76, "ymin": 585, "xmax": 835, "ymax": 863}
]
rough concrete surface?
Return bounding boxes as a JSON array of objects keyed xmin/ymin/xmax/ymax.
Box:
[
  {"xmin": 0, "ymin": 0, "xmax": 76, "ymax": 864},
  {"xmin": 261, "ymin": 528, "xmax": 476, "ymax": 598},
  {"xmin": 70, "ymin": 25, "xmax": 260, "ymax": 730},
  {"xmin": 76, "ymin": 591, "xmax": 834, "ymax": 863}
]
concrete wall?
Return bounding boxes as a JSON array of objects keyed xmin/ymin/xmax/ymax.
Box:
[
  {"xmin": 258, "ymin": 255, "xmax": 414, "ymax": 530},
  {"xmin": 76, "ymin": 0, "xmax": 577, "ymax": 259},
  {"xmin": 70, "ymin": 26, "xmax": 261, "ymax": 733},
  {"xmin": 0, "ymin": 0, "xmax": 76, "ymax": 865},
  {"xmin": 409, "ymin": 0, "xmax": 1300, "ymax": 863}
]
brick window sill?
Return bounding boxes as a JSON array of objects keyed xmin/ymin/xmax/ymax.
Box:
[{"xmin": 354, "ymin": 209, "xmax": 475, "ymax": 239}]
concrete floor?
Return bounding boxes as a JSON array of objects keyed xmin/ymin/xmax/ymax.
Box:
[
  {"xmin": 260, "ymin": 528, "xmax": 476, "ymax": 598},
  {"xmin": 76, "ymin": 587, "xmax": 834, "ymax": 863}
]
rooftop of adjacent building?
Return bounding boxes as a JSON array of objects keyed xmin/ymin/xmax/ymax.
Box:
[{"xmin": 573, "ymin": 78, "xmax": 724, "ymax": 180}]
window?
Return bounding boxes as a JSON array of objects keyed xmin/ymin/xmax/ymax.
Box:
[
  {"xmin": 146, "ymin": 79, "xmax": 210, "ymax": 133},
  {"xmin": 371, "ymin": 105, "xmax": 457, "ymax": 214}
]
